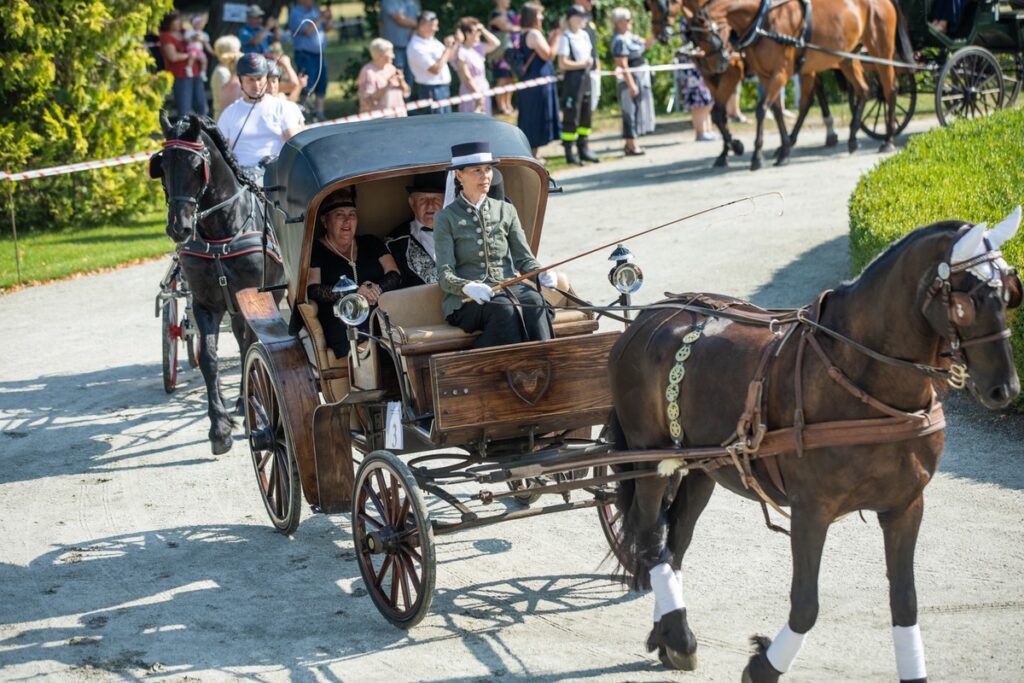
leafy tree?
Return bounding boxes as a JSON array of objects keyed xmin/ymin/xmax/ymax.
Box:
[{"xmin": 0, "ymin": 0, "xmax": 173, "ymax": 230}]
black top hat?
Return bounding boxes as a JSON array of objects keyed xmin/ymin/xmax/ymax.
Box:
[
  {"xmin": 321, "ymin": 186, "xmax": 357, "ymax": 215},
  {"xmin": 405, "ymin": 171, "xmax": 446, "ymax": 194},
  {"xmin": 450, "ymin": 142, "xmax": 495, "ymax": 170}
]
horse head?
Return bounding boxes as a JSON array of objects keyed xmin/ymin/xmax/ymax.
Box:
[
  {"xmin": 152, "ymin": 113, "xmax": 214, "ymax": 244},
  {"xmin": 919, "ymin": 209, "xmax": 1022, "ymax": 409},
  {"xmin": 686, "ymin": 4, "xmax": 732, "ymax": 75},
  {"xmin": 645, "ymin": 0, "xmax": 683, "ymax": 44}
]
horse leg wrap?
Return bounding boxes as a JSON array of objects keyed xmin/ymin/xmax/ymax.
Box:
[
  {"xmin": 893, "ymin": 624, "xmax": 927, "ymax": 682},
  {"xmin": 650, "ymin": 562, "xmax": 685, "ymax": 622},
  {"xmin": 824, "ymin": 115, "xmax": 835, "ymax": 135},
  {"xmin": 766, "ymin": 623, "xmax": 806, "ymax": 673}
]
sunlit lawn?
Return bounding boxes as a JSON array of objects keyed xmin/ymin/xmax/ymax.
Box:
[{"xmin": 0, "ymin": 211, "xmax": 169, "ymax": 292}]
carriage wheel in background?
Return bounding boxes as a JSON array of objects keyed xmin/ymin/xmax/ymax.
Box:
[
  {"xmin": 594, "ymin": 465, "xmax": 632, "ymax": 569},
  {"xmin": 184, "ymin": 324, "xmax": 201, "ymax": 369},
  {"xmin": 853, "ymin": 69, "xmax": 917, "ymax": 141},
  {"xmin": 935, "ymin": 47, "xmax": 1005, "ymax": 126},
  {"xmin": 353, "ymin": 451, "xmax": 436, "ymax": 629},
  {"xmin": 161, "ymin": 279, "xmax": 180, "ymax": 394},
  {"xmin": 997, "ymin": 53, "xmax": 1022, "ymax": 107},
  {"xmin": 243, "ymin": 344, "xmax": 303, "ymax": 534}
]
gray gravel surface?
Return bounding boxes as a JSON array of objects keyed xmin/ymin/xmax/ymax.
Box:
[{"xmin": 2, "ymin": 117, "xmax": 1022, "ymax": 682}]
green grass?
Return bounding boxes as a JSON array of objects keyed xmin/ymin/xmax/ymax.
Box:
[
  {"xmin": 0, "ymin": 211, "xmax": 170, "ymax": 291},
  {"xmin": 848, "ymin": 106, "xmax": 1024, "ymax": 409}
]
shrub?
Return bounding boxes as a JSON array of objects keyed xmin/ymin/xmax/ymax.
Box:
[
  {"xmin": 848, "ymin": 107, "xmax": 1024, "ymax": 409},
  {"xmin": 0, "ymin": 0, "xmax": 173, "ymax": 231}
]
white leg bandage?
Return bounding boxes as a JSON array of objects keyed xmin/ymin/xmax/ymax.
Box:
[
  {"xmin": 650, "ymin": 562, "xmax": 685, "ymax": 622},
  {"xmin": 766, "ymin": 623, "xmax": 806, "ymax": 673},
  {"xmin": 893, "ymin": 624, "xmax": 927, "ymax": 681}
]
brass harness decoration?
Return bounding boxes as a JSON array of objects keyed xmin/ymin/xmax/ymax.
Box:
[{"xmin": 666, "ymin": 323, "xmax": 706, "ymax": 447}]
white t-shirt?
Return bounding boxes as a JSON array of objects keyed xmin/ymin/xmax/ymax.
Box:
[
  {"xmin": 217, "ymin": 95, "xmax": 305, "ymax": 168},
  {"xmin": 557, "ymin": 29, "xmax": 593, "ymax": 65},
  {"xmin": 407, "ymin": 33, "xmax": 451, "ymax": 86}
]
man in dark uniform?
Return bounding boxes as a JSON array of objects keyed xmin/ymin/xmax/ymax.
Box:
[{"xmin": 386, "ymin": 172, "xmax": 446, "ymax": 288}]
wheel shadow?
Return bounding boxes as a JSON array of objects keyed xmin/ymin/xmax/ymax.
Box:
[
  {"xmin": 0, "ymin": 362, "xmax": 226, "ymax": 486},
  {"xmin": 0, "ymin": 523, "xmax": 647, "ymax": 679}
]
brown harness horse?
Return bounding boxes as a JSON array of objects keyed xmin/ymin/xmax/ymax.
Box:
[
  {"xmin": 686, "ymin": 0, "xmax": 913, "ymax": 170},
  {"xmin": 606, "ymin": 213, "xmax": 1022, "ymax": 680}
]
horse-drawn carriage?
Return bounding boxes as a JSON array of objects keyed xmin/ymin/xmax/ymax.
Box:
[{"xmin": 237, "ymin": 114, "xmax": 637, "ymax": 627}]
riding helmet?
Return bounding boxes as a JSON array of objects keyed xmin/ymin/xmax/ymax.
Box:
[{"xmin": 236, "ymin": 53, "xmax": 269, "ymax": 78}]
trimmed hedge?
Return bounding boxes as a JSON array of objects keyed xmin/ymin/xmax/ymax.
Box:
[{"xmin": 849, "ymin": 107, "xmax": 1024, "ymax": 409}]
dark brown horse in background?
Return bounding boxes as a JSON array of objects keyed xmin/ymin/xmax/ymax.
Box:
[
  {"xmin": 685, "ymin": 0, "xmax": 913, "ymax": 169},
  {"xmin": 606, "ymin": 212, "xmax": 1022, "ymax": 679}
]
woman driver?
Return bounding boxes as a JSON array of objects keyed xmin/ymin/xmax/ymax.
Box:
[
  {"xmin": 307, "ymin": 187, "xmax": 402, "ymax": 357},
  {"xmin": 434, "ymin": 142, "xmax": 559, "ymax": 348}
]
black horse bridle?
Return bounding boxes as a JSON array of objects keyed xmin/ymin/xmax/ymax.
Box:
[{"xmin": 150, "ymin": 138, "xmax": 246, "ymax": 237}]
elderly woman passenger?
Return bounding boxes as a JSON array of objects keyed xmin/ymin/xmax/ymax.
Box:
[
  {"xmin": 434, "ymin": 142, "xmax": 559, "ymax": 348},
  {"xmin": 358, "ymin": 38, "xmax": 412, "ymax": 113},
  {"xmin": 307, "ymin": 187, "xmax": 402, "ymax": 357},
  {"xmin": 611, "ymin": 7, "xmax": 656, "ymax": 156}
]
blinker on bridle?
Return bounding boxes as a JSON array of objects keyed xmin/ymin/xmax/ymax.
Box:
[{"xmin": 154, "ymin": 138, "xmax": 247, "ymax": 234}]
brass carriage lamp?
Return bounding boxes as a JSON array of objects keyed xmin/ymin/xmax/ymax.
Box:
[{"xmin": 608, "ymin": 244, "xmax": 644, "ymax": 295}]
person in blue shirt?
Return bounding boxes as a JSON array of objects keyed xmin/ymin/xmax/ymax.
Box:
[
  {"xmin": 239, "ymin": 4, "xmax": 277, "ymax": 55},
  {"xmin": 288, "ymin": 0, "xmax": 331, "ymax": 121},
  {"xmin": 381, "ymin": 0, "xmax": 420, "ymax": 89}
]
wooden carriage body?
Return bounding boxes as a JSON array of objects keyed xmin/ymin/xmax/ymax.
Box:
[{"xmin": 238, "ymin": 114, "xmax": 618, "ymax": 516}]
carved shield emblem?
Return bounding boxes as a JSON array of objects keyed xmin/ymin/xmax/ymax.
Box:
[{"xmin": 506, "ymin": 361, "xmax": 551, "ymax": 405}]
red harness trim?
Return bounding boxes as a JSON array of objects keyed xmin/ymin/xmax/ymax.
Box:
[{"xmin": 162, "ymin": 139, "xmax": 206, "ymax": 151}]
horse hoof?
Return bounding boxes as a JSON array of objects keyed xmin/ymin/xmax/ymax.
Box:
[
  {"xmin": 211, "ymin": 436, "xmax": 233, "ymax": 455},
  {"xmin": 750, "ymin": 158, "xmax": 763, "ymax": 171},
  {"xmin": 714, "ymin": 155, "xmax": 728, "ymax": 168},
  {"xmin": 879, "ymin": 142, "xmax": 897, "ymax": 154},
  {"xmin": 773, "ymin": 154, "xmax": 790, "ymax": 167},
  {"xmin": 848, "ymin": 141, "xmax": 859, "ymax": 154},
  {"xmin": 660, "ymin": 645, "xmax": 698, "ymax": 671},
  {"xmin": 826, "ymin": 132, "xmax": 839, "ymax": 147},
  {"xmin": 732, "ymin": 140, "xmax": 745, "ymax": 155}
]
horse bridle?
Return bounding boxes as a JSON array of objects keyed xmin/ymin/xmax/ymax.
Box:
[
  {"xmin": 919, "ymin": 239, "xmax": 1022, "ymax": 387},
  {"xmin": 687, "ymin": 5, "xmax": 734, "ymax": 72},
  {"xmin": 151, "ymin": 138, "xmax": 246, "ymax": 229}
]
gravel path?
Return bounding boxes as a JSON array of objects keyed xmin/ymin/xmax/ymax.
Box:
[{"xmin": 2, "ymin": 116, "xmax": 1022, "ymax": 682}]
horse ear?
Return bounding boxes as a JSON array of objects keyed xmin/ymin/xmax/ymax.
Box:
[
  {"xmin": 985, "ymin": 205, "xmax": 1021, "ymax": 249},
  {"xmin": 185, "ymin": 114, "xmax": 200, "ymax": 140},
  {"xmin": 951, "ymin": 223, "xmax": 987, "ymax": 264},
  {"xmin": 159, "ymin": 111, "xmax": 172, "ymax": 137}
]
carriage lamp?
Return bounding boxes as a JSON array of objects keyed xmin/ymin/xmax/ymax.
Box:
[
  {"xmin": 608, "ymin": 244, "xmax": 644, "ymax": 294},
  {"xmin": 331, "ymin": 276, "xmax": 371, "ymax": 327}
]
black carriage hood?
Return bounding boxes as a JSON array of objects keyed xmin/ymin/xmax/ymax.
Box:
[{"xmin": 266, "ymin": 113, "xmax": 535, "ymax": 209}]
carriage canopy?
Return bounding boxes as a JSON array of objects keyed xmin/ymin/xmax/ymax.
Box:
[{"xmin": 264, "ymin": 114, "xmax": 550, "ymax": 302}]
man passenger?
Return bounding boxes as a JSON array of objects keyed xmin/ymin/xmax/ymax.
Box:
[{"xmin": 386, "ymin": 172, "xmax": 445, "ymax": 287}]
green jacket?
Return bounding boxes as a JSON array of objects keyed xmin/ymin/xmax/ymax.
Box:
[{"xmin": 434, "ymin": 195, "xmax": 542, "ymax": 317}]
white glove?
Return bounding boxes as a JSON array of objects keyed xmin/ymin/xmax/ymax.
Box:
[
  {"xmin": 538, "ymin": 270, "xmax": 558, "ymax": 289},
  {"xmin": 462, "ymin": 281, "xmax": 493, "ymax": 304}
]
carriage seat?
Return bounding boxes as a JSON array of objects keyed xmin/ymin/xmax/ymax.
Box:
[
  {"xmin": 375, "ymin": 274, "xmax": 598, "ymax": 356},
  {"xmin": 296, "ymin": 301, "xmax": 351, "ymax": 402}
]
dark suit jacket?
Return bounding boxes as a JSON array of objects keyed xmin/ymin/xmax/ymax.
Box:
[{"xmin": 386, "ymin": 221, "xmax": 438, "ymax": 288}]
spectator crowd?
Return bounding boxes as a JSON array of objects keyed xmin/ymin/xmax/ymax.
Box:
[{"xmin": 157, "ymin": 2, "xmax": 746, "ymax": 165}]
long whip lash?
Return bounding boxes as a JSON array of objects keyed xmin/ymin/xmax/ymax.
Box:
[{"xmin": 483, "ymin": 191, "xmax": 784, "ymax": 297}]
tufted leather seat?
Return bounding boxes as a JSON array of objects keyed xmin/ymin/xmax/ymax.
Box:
[{"xmin": 296, "ymin": 301, "xmax": 351, "ymax": 402}]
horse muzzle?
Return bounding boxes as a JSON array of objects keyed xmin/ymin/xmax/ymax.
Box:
[
  {"xmin": 969, "ymin": 373, "xmax": 1020, "ymax": 410},
  {"xmin": 166, "ymin": 205, "xmax": 196, "ymax": 244}
]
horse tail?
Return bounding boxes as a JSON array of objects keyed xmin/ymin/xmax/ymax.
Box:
[{"xmin": 888, "ymin": 0, "xmax": 914, "ymax": 64}]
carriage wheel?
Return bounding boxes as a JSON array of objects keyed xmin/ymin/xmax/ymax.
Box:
[
  {"xmin": 506, "ymin": 478, "xmax": 543, "ymax": 505},
  {"xmin": 243, "ymin": 344, "xmax": 303, "ymax": 534},
  {"xmin": 185, "ymin": 327, "xmax": 202, "ymax": 369},
  {"xmin": 594, "ymin": 465, "xmax": 632, "ymax": 568},
  {"xmin": 997, "ymin": 53, "xmax": 1022, "ymax": 108},
  {"xmin": 853, "ymin": 69, "xmax": 917, "ymax": 141},
  {"xmin": 353, "ymin": 451, "xmax": 436, "ymax": 629},
  {"xmin": 935, "ymin": 47, "xmax": 1005, "ymax": 126},
  {"xmin": 161, "ymin": 281, "xmax": 179, "ymax": 394}
]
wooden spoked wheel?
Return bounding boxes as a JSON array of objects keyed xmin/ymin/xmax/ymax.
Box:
[
  {"xmin": 594, "ymin": 465, "xmax": 631, "ymax": 568},
  {"xmin": 935, "ymin": 47, "xmax": 1005, "ymax": 127},
  {"xmin": 854, "ymin": 69, "xmax": 917, "ymax": 141},
  {"xmin": 161, "ymin": 278, "xmax": 179, "ymax": 394},
  {"xmin": 243, "ymin": 344, "xmax": 302, "ymax": 534},
  {"xmin": 997, "ymin": 53, "xmax": 1022, "ymax": 108},
  {"xmin": 353, "ymin": 451, "xmax": 436, "ymax": 629}
]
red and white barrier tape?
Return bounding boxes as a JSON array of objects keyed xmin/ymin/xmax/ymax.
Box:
[{"xmin": 2, "ymin": 62, "xmax": 695, "ymax": 181}]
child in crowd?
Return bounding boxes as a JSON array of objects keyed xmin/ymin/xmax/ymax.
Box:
[{"xmin": 185, "ymin": 29, "xmax": 209, "ymax": 81}]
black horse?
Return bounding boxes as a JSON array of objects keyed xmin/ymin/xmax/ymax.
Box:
[
  {"xmin": 151, "ymin": 114, "xmax": 285, "ymax": 454},
  {"xmin": 606, "ymin": 212, "xmax": 1021, "ymax": 679}
]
